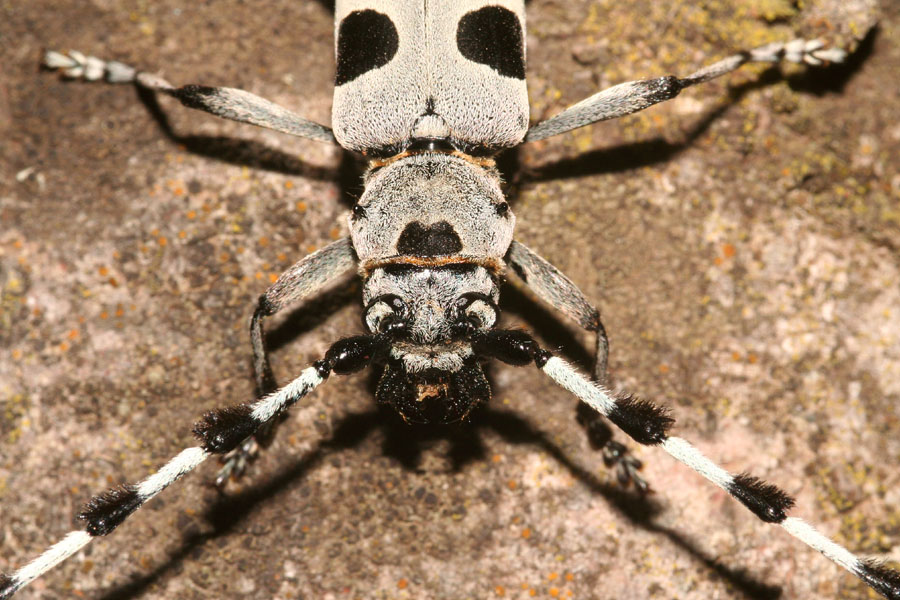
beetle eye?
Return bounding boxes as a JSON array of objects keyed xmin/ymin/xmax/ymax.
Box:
[
  {"xmin": 455, "ymin": 293, "xmax": 498, "ymax": 330},
  {"xmin": 365, "ymin": 294, "xmax": 407, "ymax": 334}
]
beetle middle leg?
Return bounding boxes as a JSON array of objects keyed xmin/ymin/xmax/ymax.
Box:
[
  {"xmin": 43, "ymin": 50, "xmax": 337, "ymax": 144},
  {"xmin": 506, "ymin": 240, "xmax": 647, "ymax": 491},
  {"xmin": 524, "ymin": 38, "xmax": 846, "ymax": 142}
]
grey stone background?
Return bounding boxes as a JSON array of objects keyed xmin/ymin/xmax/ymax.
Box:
[{"xmin": 1, "ymin": 1, "xmax": 897, "ymax": 599}]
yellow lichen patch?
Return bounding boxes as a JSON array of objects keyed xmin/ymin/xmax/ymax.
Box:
[{"xmin": 749, "ymin": 0, "xmax": 798, "ymax": 22}]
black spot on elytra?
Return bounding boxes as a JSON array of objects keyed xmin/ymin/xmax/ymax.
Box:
[
  {"xmin": 456, "ymin": 6, "xmax": 525, "ymax": 79},
  {"xmin": 397, "ymin": 221, "xmax": 463, "ymax": 256},
  {"xmin": 336, "ymin": 10, "xmax": 399, "ymax": 86}
]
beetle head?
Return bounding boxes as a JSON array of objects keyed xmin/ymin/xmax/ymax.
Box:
[{"xmin": 362, "ymin": 264, "xmax": 500, "ymax": 423}]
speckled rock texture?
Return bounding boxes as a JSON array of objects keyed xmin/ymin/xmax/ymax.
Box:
[{"xmin": 1, "ymin": 1, "xmax": 898, "ymax": 599}]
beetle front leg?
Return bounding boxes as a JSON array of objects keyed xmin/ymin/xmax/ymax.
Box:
[{"xmin": 217, "ymin": 237, "xmax": 357, "ymax": 485}]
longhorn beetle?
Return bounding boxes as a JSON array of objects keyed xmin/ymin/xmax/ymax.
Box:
[{"xmin": 2, "ymin": 1, "xmax": 899, "ymax": 598}]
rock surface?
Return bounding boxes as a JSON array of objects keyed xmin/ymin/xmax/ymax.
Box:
[{"xmin": 1, "ymin": 1, "xmax": 897, "ymax": 599}]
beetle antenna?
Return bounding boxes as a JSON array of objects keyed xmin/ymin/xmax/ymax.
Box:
[
  {"xmin": 475, "ymin": 328, "xmax": 900, "ymax": 599},
  {"xmin": 0, "ymin": 334, "xmax": 388, "ymax": 599},
  {"xmin": 537, "ymin": 354, "xmax": 900, "ymax": 600}
]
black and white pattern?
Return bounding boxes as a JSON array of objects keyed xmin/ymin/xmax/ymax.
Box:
[
  {"xmin": 0, "ymin": 367, "xmax": 326, "ymax": 600},
  {"xmin": 14, "ymin": 1, "xmax": 895, "ymax": 599},
  {"xmin": 332, "ymin": 0, "xmax": 529, "ymax": 153},
  {"xmin": 537, "ymin": 355, "xmax": 900, "ymax": 599}
]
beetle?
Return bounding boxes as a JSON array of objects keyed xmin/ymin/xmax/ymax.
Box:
[{"xmin": 1, "ymin": 0, "xmax": 900, "ymax": 596}]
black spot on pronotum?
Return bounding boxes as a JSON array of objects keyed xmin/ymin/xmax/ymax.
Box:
[
  {"xmin": 858, "ymin": 559, "xmax": 900, "ymax": 599},
  {"xmin": 608, "ymin": 394, "xmax": 673, "ymax": 445},
  {"xmin": 396, "ymin": 221, "xmax": 463, "ymax": 256},
  {"xmin": 335, "ymin": 10, "xmax": 399, "ymax": 86},
  {"xmin": 728, "ymin": 473, "xmax": 795, "ymax": 523},
  {"xmin": 79, "ymin": 485, "xmax": 143, "ymax": 536},
  {"xmin": 456, "ymin": 6, "xmax": 525, "ymax": 79},
  {"xmin": 192, "ymin": 403, "xmax": 257, "ymax": 454}
]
